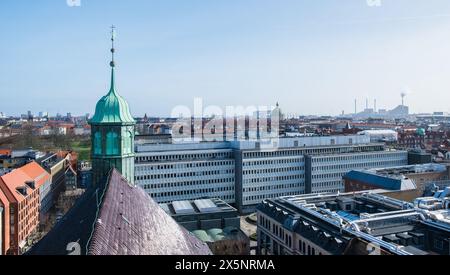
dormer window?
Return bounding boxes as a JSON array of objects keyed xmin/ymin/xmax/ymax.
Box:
[
  {"xmin": 16, "ymin": 186, "xmax": 27, "ymax": 196},
  {"xmin": 25, "ymin": 180, "xmax": 35, "ymax": 189}
]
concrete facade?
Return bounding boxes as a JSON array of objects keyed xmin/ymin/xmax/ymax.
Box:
[{"xmin": 135, "ymin": 136, "xmax": 409, "ymax": 212}]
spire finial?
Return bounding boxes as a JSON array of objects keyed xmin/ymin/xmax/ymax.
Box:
[
  {"xmin": 108, "ymin": 26, "xmax": 117, "ymax": 94},
  {"xmin": 110, "ymin": 25, "xmax": 116, "ymax": 68}
]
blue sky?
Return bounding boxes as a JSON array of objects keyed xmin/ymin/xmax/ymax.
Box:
[{"xmin": 2, "ymin": 0, "xmax": 450, "ymax": 117}]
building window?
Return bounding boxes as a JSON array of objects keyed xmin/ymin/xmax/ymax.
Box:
[
  {"xmin": 106, "ymin": 131, "xmax": 119, "ymax": 155},
  {"xmin": 94, "ymin": 132, "xmax": 102, "ymax": 155}
]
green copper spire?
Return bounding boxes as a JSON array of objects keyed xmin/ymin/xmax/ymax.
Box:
[
  {"xmin": 90, "ymin": 26, "xmax": 136, "ymax": 186},
  {"xmin": 90, "ymin": 26, "xmax": 135, "ymax": 125}
]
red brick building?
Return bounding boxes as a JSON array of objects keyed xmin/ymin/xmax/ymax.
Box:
[
  {"xmin": 0, "ymin": 162, "xmax": 50, "ymax": 255},
  {"xmin": 0, "ymin": 190, "xmax": 10, "ymax": 255}
]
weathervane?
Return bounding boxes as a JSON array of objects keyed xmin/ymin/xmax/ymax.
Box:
[{"xmin": 110, "ymin": 25, "xmax": 116, "ymax": 68}]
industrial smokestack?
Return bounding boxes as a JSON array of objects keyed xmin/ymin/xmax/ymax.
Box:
[
  {"xmin": 354, "ymin": 99, "xmax": 357, "ymax": 114},
  {"xmin": 374, "ymin": 99, "xmax": 377, "ymax": 112},
  {"xmin": 366, "ymin": 98, "xmax": 369, "ymax": 110}
]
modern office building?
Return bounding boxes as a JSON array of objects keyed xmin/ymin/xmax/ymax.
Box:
[
  {"xmin": 135, "ymin": 135, "xmax": 409, "ymax": 213},
  {"xmin": 305, "ymin": 149, "xmax": 408, "ymax": 194},
  {"xmin": 256, "ymin": 191, "xmax": 450, "ymax": 255},
  {"xmin": 135, "ymin": 142, "xmax": 236, "ymax": 204}
]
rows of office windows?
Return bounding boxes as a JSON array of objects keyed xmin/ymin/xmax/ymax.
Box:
[
  {"xmin": 243, "ymin": 166, "xmax": 303, "ymax": 175},
  {"xmin": 312, "ymin": 180, "xmax": 342, "ymax": 188},
  {"xmin": 135, "ymin": 151, "xmax": 234, "ymax": 163},
  {"xmin": 311, "ymin": 152, "xmax": 407, "ymax": 164},
  {"xmin": 150, "ymin": 185, "xmax": 234, "ymax": 195},
  {"xmin": 311, "ymin": 172, "xmax": 347, "ymax": 180},
  {"xmin": 311, "ymin": 159, "xmax": 407, "ymax": 173},
  {"xmin": 244, "ymin": 183, "xmax": 302, "ymax": 193},
  {"xmin": 136, "ymin": 160, "xmax": 234, "ymax": 172},
  {"xmin": 243, "ymin": 145, "xmax": 384, "ymax": 159},
  {"xmin": 244, "ymin": 175, "xmax": 304, "ymax": 184},
  {"xmin": 243, "ymin": 158, "xmax": 304, "ymax": 166},
  {"xmin": 150, "ymin": 187, "xmax": 235, "ymax": 203},
  {"xmin": 136, "ymin": 169, "xmax": 234, "ymax": 181},
  {"xmin": 139, "ymin": 177, "xmax": 234, "ymax": 189}
]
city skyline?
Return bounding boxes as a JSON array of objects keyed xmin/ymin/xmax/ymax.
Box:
[{"xmin": 3, "ymin": 1, "xmax": 450, "ymax": 117}]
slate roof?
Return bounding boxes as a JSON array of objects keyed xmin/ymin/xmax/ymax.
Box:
[
  {"xmin": 28, "ymin": 169, "xmax": 211, "ymax": 255},
  {"xmin": 0, "ymin": 162, "xmax": 50, "ymax": 203},
  {"xmin": 88, "ymin": 169, "xmax": 211, "ymax": 255}
]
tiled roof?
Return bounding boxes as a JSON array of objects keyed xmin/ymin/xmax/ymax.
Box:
[
  {"xmin": 19, "ymin": 161, "xmax": 51, "ymax": 188},
  {"xmin": 88, "ymin": 169, "xmax": 211, "ymax": 255},
  {"xmin": 0, "ymin": 149, "xmax": 11, "ymax": 156},
  {"xmin": 27, "ymin": 178, "xmax": 105, "ymax": 255},
  {"xmin": 0, "ymin": 162, "xmax": 49, "ymax": 203},
  {"xmin": 28, "ymin": 169, "xmax": 212, "ymax": 255}
]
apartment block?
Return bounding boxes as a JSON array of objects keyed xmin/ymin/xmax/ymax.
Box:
[{"xmin": 0, "ymin": 162, "xmax": 50, "ymax": 254}]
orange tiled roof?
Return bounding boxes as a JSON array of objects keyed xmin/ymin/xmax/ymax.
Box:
[
  {"xmin": 0, "ymin": 162, "xmax": 50, "ymax": 203},
  {"xmin": 0, "ymin": 170, "xmax": 33, "ymax": 203},
  {"xmin": 20, "ymin": 162, "xmax": 51, "ymax": 188},
  {"xmin": 0, "ymin": 149, "xmax": 11, "ymax": 156}
]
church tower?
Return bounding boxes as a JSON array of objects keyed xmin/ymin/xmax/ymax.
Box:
[{"xmin": 89, "ymin": 26, "xmax": 136, "ymax": 186}]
